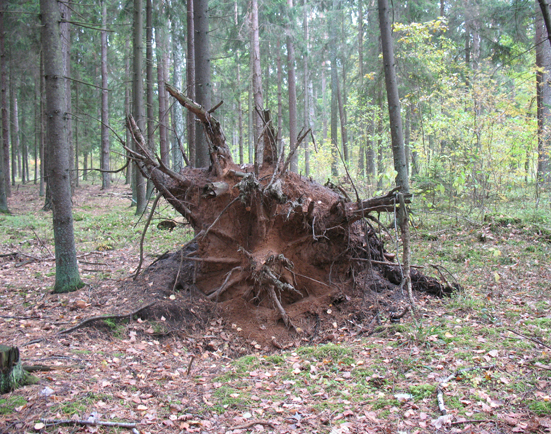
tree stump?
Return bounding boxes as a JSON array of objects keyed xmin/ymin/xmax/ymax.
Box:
[{"xmin": 0, "ymin": 345, "xmax": 36, "ymax": 394}]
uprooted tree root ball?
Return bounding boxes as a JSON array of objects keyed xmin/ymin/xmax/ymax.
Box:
[{"xmin": 124, "ymin": 84, "xmax": 458, "ymax": 349}]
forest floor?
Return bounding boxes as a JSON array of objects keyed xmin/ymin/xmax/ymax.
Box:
[{"xmin": 0, "ymin": 181, "xmax": 550, "ymax": 434}]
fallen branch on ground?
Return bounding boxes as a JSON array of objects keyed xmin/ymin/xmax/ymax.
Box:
[
  {"xmin": 507, "ymin": 328, "xmax": 551, "ymax": 351},
  {"xmin": 40, "ymin": 419, "xmax": 137, "ymax": 429},
  {"xmin": 57, "ymin": 302, "xmax": 157, "ymax": 335},
  {"xmin": 232, "ymin": 420, "xmax": 276, "ymax": 430}
]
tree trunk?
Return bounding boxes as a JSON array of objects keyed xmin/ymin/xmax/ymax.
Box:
[
  {"xmin": 133, "ymin": 0, "xmax": 147, "ymax": 214},
  {"xmin": 303, "ymin": 0, "xmax": 310, "ymax": 177},
  {"xmin": 101, "ymin": 0, "xmax": 110, "ymax": 190},
  {"xmin": 0, "ymin": 0, "xmax": 9, "ymax": 199},
  {"xmin": 193, "ymin": 0, "xmax": 211, "ymax": 167},
  {"xmin": 171, "ymin": 27, "xmax": 184, "ymax": 171},
  {"xmin": 186, "ymin": 0, "xmax": 196, "ymax": 167},
  {"xmin": 251, "ymin": 0, "xmax": 264, "ymax": 169},
  {"xmin": 276, "ymin": 37, "xmax": 283, "ymax": 156},
  {"xmin": 336, "ymin": 67, "xmax": 348, "ymax": 162},
  {"xmin": 237, "ymin": 60, "xmax": 244, "ymax": 165},
  {"xmin": 378, "ymin": 0, "xmax": 408, "ymax": 192},
  {"xmin": 124, "ymin": 39, "xmax": 132, "ymax": 185},
  {"xmin": 156, "ymin": 18, "xmax": 170, "ymax": 165},
  {"xmin": 10, "ymin": 75, "xmax": 19, "ymax": 186},
  {"xmin": 39, "ymin": 50, "xmax": 45, "ymax": 197},
  {"xmin": 41, "ymin": 0, "xmax": 84, "ymax": 293},
  {"xmin": 74, "ymin": 81, "xmax": 79, "ymax": 188},
  {"xmin": 60, "ymin": 0, "xmax": 74, "ymax": 192},
  {"xmin": 329, "ymin": 0, "xmax": 339, "ymax": 178},
  {"xmin": 536, "ymin": 1, "xmax": 551, "ymax": 189},
  {"xmin": 378, "ymin": 0, "xmax": 413, "ymax": 307},
  {"xmin": 145, "ymin": 0, "xmax": 154, "ymax": 198},
  {"xmin": 287, "ymin": 0, "xmax": 298, "ymax": 173}
]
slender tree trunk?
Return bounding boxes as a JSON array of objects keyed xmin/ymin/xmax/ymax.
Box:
[
  {"xmin": 378, "ymin": 0, "xmax": 412, "ymax": 308},
  {"xmin": 287, "ymin": 0, "xmax": 298, "ymax": 173},
  {"xmin": 34, "ymin": 70, "xmax": 39, "ymax": 185},
  {"xmin": 237, "ymin": 60, "xmax": 244, "ymax": 165},
  {"xmin": 0, "ymin": 0, "xmax": 9, "ymax": 198},
  {"xmin": 303, "ymin": 0, "xmax": 310, "ymax": 177},
  {"xmin": 156, "ymin": 20, "xmax": 170, "ymax": 165},
  {"xmin": 133, "ymin": 0, "xmax": 147, "ymax": 214},
  {"xmin": 330, "ymin": 0, "xmax": 339, "ymax": 178},
  {"xmin": 59, "ymin": 0, "xmax": 74, "ymax": 192},
  {"xmin": 171, "ymin": 28, "xmax": 184, "ymax": 171},
  {"xmin": 186, "ymin": 0, "xmax": 196, "ymax": 166},
  {"xmin": 124, "ymin": 39, "xmax": 132, "ymax": 185},
  {"xmin": 358, "ymin": 0, "xmax": 365, "ymax": 177},
  {"xmin": 83, "ymin": 152, "xmax": 88, "ymax": 181},
  {"xmin": 194, "ymin": 0, "xmax": 211, "ymax": 167},
  {"xmin": 101, "ymin": 0, "xmax": 110, "ymax": 189},
  {"xmin": 0, "ymin": 1, "xmax": 7, "ymax": 211},
  {"xmin": 251, "ymin": 0, "xmax": 264, "ymax": 168},
  {"xmin": 39, "ymin": 51, "xmax": 45, "ymax": 197},
  {"xmin": 276, "ymin": 37, "xmax": 283, "ymax": 155},
  {"xmin": 145, "ymin": 0, "xmax": 154, "ymax": 198},
  {"xmin": 536, "ymin": 4, "xmax": 551, "ymax": 189},
  {"xmin": 336, "ymin": 68, "xmax": 348, "ymax": 162},
  {"xmin": 378, "ymin": 0, "xmax": 408, "ymax": 192},
  {"xmin": 10, "ymin": 74, "xmax": 18, "ymax": 186},
  {"xmin": 41, "ymin": 0, "xmax": 83, "ymax": 293},
  {"xmin": 74, "ymin": 81, "xmax": 79, "ymax": 188},
  {"xmin": 376, "ymin": 91, "xmax": 384, "ymax": 189},
  {"xmin": 321, "ymin": 60, "xmax": 328, "ymax": 141}
]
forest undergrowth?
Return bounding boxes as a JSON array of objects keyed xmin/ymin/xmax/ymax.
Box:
[{"xmin": 0, "ymin": 181, "xmax": 550, "ymax": 434}]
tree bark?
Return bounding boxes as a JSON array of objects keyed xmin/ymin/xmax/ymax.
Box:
[
  {"xmin": 287, "ymin": 0, "xmax": 298, "ymax": 173},
  {"xmin": 124, "ymin": 39, "xmax": 132, "ymax": 185},
  {"xmin": 145, "ymin": 0, "xmax": 154, "ymax": 200},
  {"xmin": 378, "ymin": 0, "xmax": 408, "ymax": 192},
  {"xmin": 251, "ymin": 0, "xmax": 264, "ymax": 169},
  {"xmin": 193, "ymin": 0, "xmax": 211, "ymax": 167},
  {"xmin": 171, "ymin": 26, "xmax": 184, "ymax": 171},
  {"xmin": 59, "ymin": 0, "xmax": 74, "ymax": 192},
  {"xmin": 0, "ymin": 0, "xmax": 9, "ymax": 199},
  {"xmin": 329, "ymin": 0, "xmax": 339, "ymax": 177},
  {"xmin": 41, "ymin": 0, "xmax": 84, "ymax": 293},
  {"xmin": 237, "ymin": 59, "xmax": 244, "ymax": 165},
  {"xmin": 132, "ymin": 0, "xmax": 147, "ymax": 214},
  {"xmin": 303, "ymin": 0, "xmax": 310, "ymax": 177},
  {"xmin": 101, "ymin": 0, "xmax": 110, "ymax": 189},
  {"xmin": 10, "ymin": 74, "xmax": 19, "ymax": 185},
  {"xmin": 276, "ymin": 37, "xmax": 283, "ymax": 156},
  {"xmin": 186, "ymin": 0, "xmax": 196, "ymax": 167},
  {"xmin": 156, "ymin": 16, "xmax": 170, "ymax": 165},
  {"xmin": 336, "ymin": 67, "xmax": 348, "ymax": 162},
  {"xmin": 536, "ymin": 3, "xmax": 551, "ymax": 188}
]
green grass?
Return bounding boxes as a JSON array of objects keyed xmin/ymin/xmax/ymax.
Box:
[{"xmin": 0, "ymin": 396, "xmax": 27, "ymax": 415}]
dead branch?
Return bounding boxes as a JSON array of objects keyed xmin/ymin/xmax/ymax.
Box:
[
  {"xmin": 232, "ymin": 420, "xmax": 276, "ymax": 430},
  {"xmin": 57, "ymin": 302, "xmax": 157, "ymax": 335},
  {"xmin": 40, "ymin": 419, "xmax": 137, "ymax": 429},
  {"xmin": 507, "ymin": 328, "xmax": 551, "ymax": 351},
  {"xmin": 280, "ymin": 128, "xmax": 311, "ymax": 176},
  {"xmin": 134, "ymin": 192, "xmax": 163, "ymax": 279}
]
